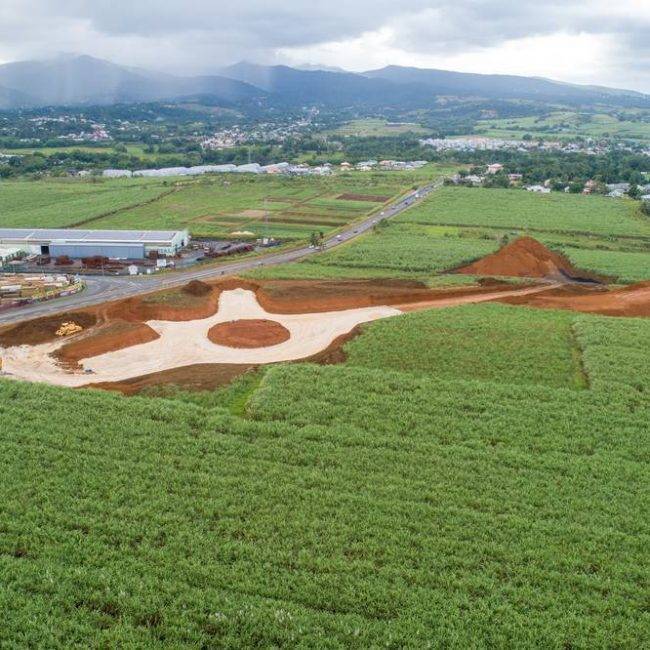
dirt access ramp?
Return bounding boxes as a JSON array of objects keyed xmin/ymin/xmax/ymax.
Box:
[
  {"xmin": 499, "ymin": 281, "xmax": 650, "ymax": 318},
  {"xmin": 455, "ymin": 236, "xmax": 605, "ymax": 283}
]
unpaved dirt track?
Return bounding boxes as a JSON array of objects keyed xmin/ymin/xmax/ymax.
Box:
[
  {"xmin": 1, "ymin": 282, "xmax": 559, "ymax": 388},
  {"xmin": 396, "ymin": 282, "xmax": 561, "ymax": 311}
]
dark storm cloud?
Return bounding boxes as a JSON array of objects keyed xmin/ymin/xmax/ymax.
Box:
[{"xmin": 0, "ymin": 1, "xmax": 647, "ymax": 89}]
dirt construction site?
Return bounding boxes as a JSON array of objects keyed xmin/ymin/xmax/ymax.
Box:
[{"xmin": 1, "ymin": 237, "xmax": 649, "ymax": 393}]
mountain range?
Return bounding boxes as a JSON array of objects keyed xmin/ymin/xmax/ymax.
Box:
[{"xmin": 0, "ymin": 54, "xmax": 647, "ymax": 110}]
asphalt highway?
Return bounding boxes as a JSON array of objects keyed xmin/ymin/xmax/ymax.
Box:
[{"xmin": 0, "ymin": 180, "xmax": 442, "ymax": 325}]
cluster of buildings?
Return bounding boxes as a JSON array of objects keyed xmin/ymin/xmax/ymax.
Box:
[
  {"xmin": 605, "ymin": 182, "xmax": 650, "ymax": 200},
  {"xmin": 103, "ymin": 162, "xmax": 332, "ymax": 178},
  {"xmin": 451, "ymin": 165, "xmax": 650, "ymax": 199},
  {"xmin": 421, "ymin": 137, "xmax": 560, "ymax": 152},
  {"xmin": 450, "ymin": 163, "xmax": 522, "ymax": 188},
  {"xmin": 201, "ymin": 116, "xmax": 318, "ymax": 150},
  {"xmin": 103, "ymin": 159, "xmax": 429, "ymax": 179},
  {"xmin": 340, "ymin": 160, "xmax": 428, "ymax": 172},
  {"xmin": 58, "ymin": 124, "xmax": 110, "ymax": 142},
  {"xmin": 420, "ymin": 136, "xmax": 650, "ymax": 156}
]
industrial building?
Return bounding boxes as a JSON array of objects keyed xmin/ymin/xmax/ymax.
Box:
[{"xmin": 0, "ymin": 228, "xmax": 189, "ymax": 260}]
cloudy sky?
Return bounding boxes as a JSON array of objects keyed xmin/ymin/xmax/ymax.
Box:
[{"xmin": 0, "ymin": 0, "xmax": 649, "ymax": 92}]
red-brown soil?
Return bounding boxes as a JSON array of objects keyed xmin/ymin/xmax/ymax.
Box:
[
  {"xmin": 105, "ymin": 284, "xmax": 222, "ymax": 322},
  {"xmin": 253, "ymin": 278, "xmax": 525, "ymax": 313},
  {"xmin": 5, "ymin": 273, "xmax": 650, "ymax": 398},
  {"xmin": 182, "ymin": 279, "xmax": 212, "ymax": 296},
  {"xmin": 456, "ymin": 237, "xmax": 604, "ymax": 281},
  {"xmin": 54, "ymin": 320, "xmax": 159, "ymax": 366},
  {"xmin": 498, "ymin": 281, "xmax": 650, "ymax": 317},
  {"xmin": 86, "ymin": 327, "xmax": 365, "ymax": 396},
  {"xmin": 0, "ymin": 311, "xmax": 97, "ymax": 347},
  {"xmin": 88, "ymin": 363, "xmax": 258, "ymax": 395},
  {"xmin": 208, "ymin": 319, "xmax": 290, "ymax": 348},
  {"xmin": 337, "ymin": 193, "xmax": 390, "ymax": 202}
]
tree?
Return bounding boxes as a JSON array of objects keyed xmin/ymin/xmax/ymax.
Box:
[{"xmin": 628, "ymin": 184, "xmax": 641, "ymax": 200}]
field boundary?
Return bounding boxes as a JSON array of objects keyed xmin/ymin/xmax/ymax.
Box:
[{"xmin": 65, "ymin": 186, "xmax": 178, "ymax": 228}]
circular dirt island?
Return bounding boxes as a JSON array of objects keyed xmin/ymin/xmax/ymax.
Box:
[{"xmin": 208, "ymin": 319, "xmax": 290, "ymax": 348}]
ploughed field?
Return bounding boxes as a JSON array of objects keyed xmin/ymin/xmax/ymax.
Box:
[{"xmin": 1, "ymin": 186, "xmax": 650, "ymax": 646}]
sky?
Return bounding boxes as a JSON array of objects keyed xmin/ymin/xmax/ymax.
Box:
[{"xmin": 0, "ymin": 0, "xmax": 648, "ymax": 92}]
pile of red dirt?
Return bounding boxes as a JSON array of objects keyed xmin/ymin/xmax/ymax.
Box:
[
  {"xmin": 0, "ymin": 311, "xmax": 97, "ymax": 347},
  {"xmin": 208, "ymin": 319, "xmax": 290, "ymax": 348},
  {"xmin": 499, "ymin": 281, "xmax": 650, "ymax": 317},
  {"xmin": 456, "ymin": 237, "xmax": 603, "ymax": 281},
  {"xmin": 182, "ymin": 280, "xmax": 212, "ymax": 297},
  {"xmin": 53, "ymin": 320, "xmax": 159, "ymax": 367}
]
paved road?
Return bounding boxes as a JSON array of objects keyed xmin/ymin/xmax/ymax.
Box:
[{"xmin": 0, "ymin": 181, "xmax": 442, "ymax": 325}]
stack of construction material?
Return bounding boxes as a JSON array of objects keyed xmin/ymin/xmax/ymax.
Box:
[{"xmin": 55, "ymin": 322, "xmax": 83, "ymax": 337}]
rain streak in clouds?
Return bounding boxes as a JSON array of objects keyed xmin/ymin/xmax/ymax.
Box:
[{"xmin": 0, "ymin": 0, "xmax": 648, "ymax": 91}]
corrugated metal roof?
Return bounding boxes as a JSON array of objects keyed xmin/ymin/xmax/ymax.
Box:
[{"xmin": 0, "ymin": 228, "xmax": 184, "ymax": 244}]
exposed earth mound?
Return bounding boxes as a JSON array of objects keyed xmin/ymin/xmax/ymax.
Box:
[
  {"xmin": 456, "ymin": 237, "xmax": 602, "ymax": 281},
  {"xmin": 182, "ymin": 279, "xmax": 212, "ymax": 297},
  {"xmin": 106, "ymin": 282, "xmax": 221, "ymax": 322},
  {"xmin": 208, "ymin": 319, "xmax": 291, "ymax": 348}
]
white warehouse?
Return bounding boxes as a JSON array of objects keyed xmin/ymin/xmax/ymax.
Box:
[{"xmin": 0, "ymin": 228, "xmax": 190, "ymax": 260}]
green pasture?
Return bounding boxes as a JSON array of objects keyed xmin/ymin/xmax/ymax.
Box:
[
  {"xmin": 473, "ymin": 109, "xmax": 650, "ymax": 141},
  {"xmin": 327, "ymin": 118, "xmax": 432, "ymax": 137}
]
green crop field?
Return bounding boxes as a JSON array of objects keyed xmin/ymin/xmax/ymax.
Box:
[
  {"xmin": 250, "ymin": 187, "xmax": 650, "ymax": 284},
  {"xmin": 574, "ymin": 315, "xmax": 650, "ymax": 393},
  {"xmin": 0, "ymin": 143, "xmax": 178, "ymax": 162},
  {"xmin": 2, "ymin": 171, "xmax": 650, "ymax": 646},
  {"xmin": 0, "ymin": 177, "xmax": 172, "ymax": 228},
  {"xmin": 304, "ymin": 224, "xmax": 498, "ymax": 274},
  {"xmin": 559, "ymin": 247, "xmax": 650, "ymax": 283},
  {"xmin": 59, "ymin": 173, "xmax": 425, "ymax": 239},
  {"xmin": 399, "ymin": 186, "xmax": 650, "ymax": 237},
  {"xmin": 343, "ymin": 303, "xmax": 587, "ymax": 389},
  {"xmin": 0, "ymin": 171, "xmax": 442, "ymax": 239},
  {"xmin": 2, "ymin": 302, "xmax": 648, "ymax": 646}
]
